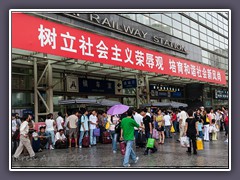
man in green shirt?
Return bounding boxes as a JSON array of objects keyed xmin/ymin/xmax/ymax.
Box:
[{"xmin": 120, "ymin": 109, "xmax": 145, "ymax": 167}]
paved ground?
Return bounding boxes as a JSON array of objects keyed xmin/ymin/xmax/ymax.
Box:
[{"xmin": 12, "ymin": 132, "xmax": 229, "ymax": 169}]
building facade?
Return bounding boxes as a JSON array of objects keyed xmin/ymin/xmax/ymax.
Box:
[{"xmin": 11, "ymin": 11, "xmax": 229, "ymax": 120}]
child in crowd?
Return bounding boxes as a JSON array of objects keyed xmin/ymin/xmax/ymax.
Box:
[{"xmin": 209, "ymin": 119, "xmax": 218, "ymax": 141}]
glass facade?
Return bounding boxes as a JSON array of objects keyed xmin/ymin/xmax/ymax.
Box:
[{"xmin": 121, "ymin": 12, "xmax": 229, "ymax": 72}]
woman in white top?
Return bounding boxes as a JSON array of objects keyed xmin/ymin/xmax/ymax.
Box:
[{"xmin": 45, "ymin": 113, "xmax": 56, "ymax": 150}]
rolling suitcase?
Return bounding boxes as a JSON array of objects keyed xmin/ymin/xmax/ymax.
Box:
[{"xmin": 102, "ymin": 131, "xmax": 112, "ymax": 144}]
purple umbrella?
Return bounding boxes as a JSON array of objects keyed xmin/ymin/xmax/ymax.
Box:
[{"xmin": 107, "ymin": 104, "xmax": 129, "ymax": 115}]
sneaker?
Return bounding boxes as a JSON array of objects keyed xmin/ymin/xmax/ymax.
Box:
[
  {"xmin": 134, "ymin": 157, "xmax": 139, "ymax": 164},
  {"xmin": 29, "ymin": 156, "xmax": 38, "ymax": 160},
  {"xmin": 113, "ymin": 150, "xmax": 117, "ymax": 153},
  {"xmin": 12, "ymin": 156, "xmax": 18, "ymax": 161},
  {"xmin": 89, "ymin": 145, "xmax": 91, "ymax": 148},
  {"xmin": 123, "ymin": 164, "xmax": 131, "ymax": 167},
  {"xmin": 50, "ymin": 146, "xmax": 54, "ymax": 150},
  {"xmin": 38, "ymin": 148, "xmax": 43, "ymax": 152},
  {"xmin": 79, "ymin": 146, "xmax": 82, "ymax": 149},
  {"xmin": 224, "ymin": 139, "xmax": 228, "ymax": 143}
]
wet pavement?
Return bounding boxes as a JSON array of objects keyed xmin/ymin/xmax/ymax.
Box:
[{"xmin": 12, "ymin": 132, "xmax": 229, "ymax": 169}]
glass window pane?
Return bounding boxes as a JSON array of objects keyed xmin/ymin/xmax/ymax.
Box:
[
  {"xmin": 162, "ymin": 24, "xmax": 172, "ymax": 35},
  {"xmin": 136, "ymin": 14, "xmax": 150, "ymax": 25},
  {"xmin": 208, "ymin": 44, "xmax": 214, "ymax": 51},
  {"xmin": 182, "ymin": 24, "xmax": 190, "ymax": 34},
  {"xmin": 192, "ymin": 36, "xmax": 200, "ymax": 45},
  {"xmin": 182, "ymin": 16, "xmax": 190, "ymax": 25},
  {"xmin": 191, "ymin": 28, "xmax": 199, "ymax": 38},
  {"xmin": 150, "ymin": 19, "xmax": 162, "ymax": 30},
  {"xmin": 122, "ymin": 14, "xmax": 136, "ymax": 21},
  {"xmin": 162, "ymin": 15, "xmax": 172, "ymax": 26},
  {"xmin": 173, "ymin": 28, "xmax": 182, "ymax": 38},
  {"xmin": 172, "ymin": 13, "xmax": 181, "ymax": 21},
  {"xmin": 214, "ymin": 39, "xmax": 220, "ymax": 47},
  {"xmin": 207, "ymin": 20, "xmax": 213, "ymax": 28},
  {"xmin": 206, "ymin": 13, "xmax": 212, "ymax": 21},
  {"xmin": 173, "ymin": 20, "xmax": 182, "ymax": 30},
  {"xmin": 199, "ymin": 16, "xmax": 206, "ymax": 24},
  {"xmin": 200, "ymin": 26, "xmax": 207, "ymax": 34},
  {"xmin": 202, "ymin": 57, "xmax": 209, "ymax": 64},
  {"xmin": 208, "ymin": 36, "xmax": 213, "ymax": 44},
  {"xmin": 200, "ymin": 40, "xmax": 208, "ymax": 48},
  {"xmin": 183, "ymin": 33, "xmax": 190, "ymax": 42},
  {"xmin": 213, "ymin": 24, "xmax": 218, "ymax": 32},
  {"xmin": 214, "ymin": 33, "xmax": 219, "ymax": 40},
  {"xmin": 150, "ymin": 14, "xmax": 161, "ymax": 21},
  {"xmin": 202, "ymin": 50, "xmax": 209, "ymax": 58},
  {"xmin": 207, "ymin": 29, "xmax": 213, "ymax": 36},
  {"xmin": 189, "ymin": 12, "xmax": 198, "ymax": 20},
  {"xmin": 200, "ymin": 33, "xmax": 207, "ymax": 41},
  {"xmin": 190, "ymin": 21, "xmax": 199, "ymax": 30},
  {"xmin": 219, "ymin": 28, "xmax": 224, "ymax": 34}
]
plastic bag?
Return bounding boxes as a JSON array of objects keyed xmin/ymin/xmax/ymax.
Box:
[{"xmin": 180, "ymin": 136, "xmax": 190, "ymax": 148}]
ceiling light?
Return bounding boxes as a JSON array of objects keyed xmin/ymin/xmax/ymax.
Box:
[
  {"xmin": 100, "ymin": 63, "xmax": 103, "ymax": 67},
  {"xmin": 43, "ymin": 53, "xmax": 47, "ymax": 58}
]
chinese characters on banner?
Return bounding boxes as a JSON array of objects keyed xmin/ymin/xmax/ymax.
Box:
[{"xmin": 12, "ymin": 13, "xmax": 226, "ymax": 85}]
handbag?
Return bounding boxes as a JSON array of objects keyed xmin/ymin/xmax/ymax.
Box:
[
  {"xmin": 170, "ymin": 125, "xmax": 175, "ymax": 133},
  {"xmin": 147, "ymin": 138, "xmax": 155, "ymax": 148},
  {"xmin": 152, "ymin": 129, "xmax": 159, "ymax": 139},
  {"xmin": 120, "ymin": 141, "xmax": 126, "ymax": 155},
  {"xmin": 93, "ymin": 128, "xmax": 100, "ymax": 137},
  {"xmin": 105, "ymin": 121, "xmax": 110, "ymax": 130},
  {"xmin": 196, "ymin": 138, "xmax": 204, "ymax": 150},
  {"xmin": 180, "ymin": 136, "xmax": 190, "ymax": 148}
]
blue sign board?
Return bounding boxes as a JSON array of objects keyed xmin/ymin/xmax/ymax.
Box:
[
  {"xmin": 122, "ymin": 79, "xmax": 137, "ymax": 89},
  {"xmin": 171, "ymin": 91, "xmax": 183, "ymax": 98},
  {"xmin": 79, "ymin": 78, "xmax": 115, "ymax": 94}
]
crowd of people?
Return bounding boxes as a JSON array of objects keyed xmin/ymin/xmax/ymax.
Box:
[{"xmin": 11, "ymin": 106, "xmax": 229, "ymax": 167}]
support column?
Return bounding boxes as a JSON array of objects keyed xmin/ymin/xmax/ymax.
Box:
[
  {"xmin": 145, "ymin": 75, "xmax": 150, "ymax": 104},
  {"xmin": 34, "ymin": 58, "xmax": 39, "ymax": 122},
  {"xmin": 135, "ymin": 75, "xmax": 140, "ymax": 109},
  {"xmin": 47, "ymin": 60, "xmax": 53, "ymax": 113}
]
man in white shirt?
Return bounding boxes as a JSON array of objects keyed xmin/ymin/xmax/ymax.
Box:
[
  {"xmin": 178, "ymin": 106, "xmax": 188, "ymax": 142},
  {"xmin": 56, "ymin": 112, "xmax": 64, "ymax": 131},
  {"xmin": 55, "ymin": 129, "xmax": 67, "ymax": 149},
  {"xmin": 13, "ymin": 114, "xmax": 37, "ymax": 160},
  {"xmin": 133, "ymin": 109, "xmax": 143, "ymax": 147},
  {"xmin": 164, "ymin": 111, "xmax": 172, "ymax": 138},
  {"xmin": 89, "ymin": 110, "xmax": 98, "ymax": 146}
]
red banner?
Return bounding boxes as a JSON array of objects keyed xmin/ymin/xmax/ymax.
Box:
[{"xmin": 12, "ymin": 13, "xmax": 226, "ymax": 85}]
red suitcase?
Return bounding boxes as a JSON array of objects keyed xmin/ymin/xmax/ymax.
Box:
[
  {"xmin": 82, "ymin": 135, "xmax": 90, "ymax": 147},
  {"xmin": 102, "ymin": 131, "xmax": 112, "ymax": 144}
]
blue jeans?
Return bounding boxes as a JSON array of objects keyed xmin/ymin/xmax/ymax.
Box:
[
  {"xmin": 79, "ymin": 131, "xmax": 88, "ymax": 146},
  {"xmin": 165, "ymin": 125, "xmax": 171, "ymax": 138},
  {"xmin": 110, "ymin": 131, "xmax": 118, "ymax": 151},
  {"xmin": 199, "ymin": 131, "xmax": 203, "ymax": 139},
  {"xmin": 90, "ymin": 129, "xmax": 97, "ymax": 145},
  {"xmin": 46, "ymin": 130, "xmax": 55, "ymax": 146},
  {"xmin": 123, "ymin": 140, "xmax": 137, "ymax": 166},
  {"xmin": 173, "ymin": 121, "xmax": 177, "ymax": 133}
]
